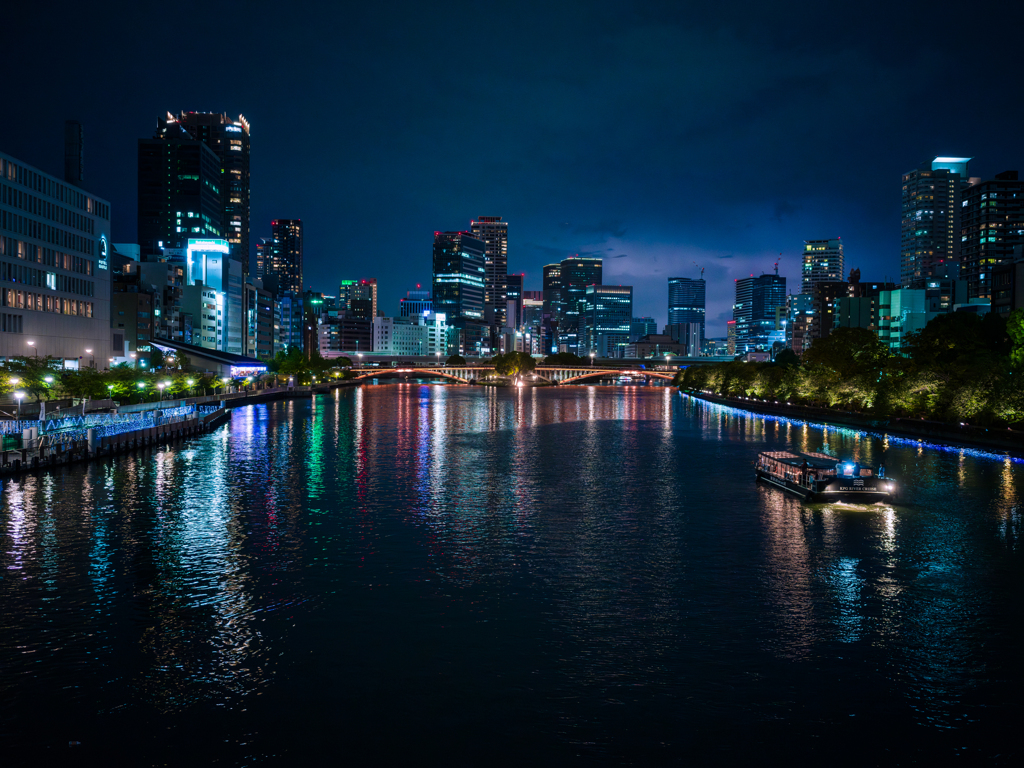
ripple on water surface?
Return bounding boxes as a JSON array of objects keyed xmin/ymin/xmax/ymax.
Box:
[{"xmin": 1, "ymin": 385, "xmax": 1021, "ymax": 764}]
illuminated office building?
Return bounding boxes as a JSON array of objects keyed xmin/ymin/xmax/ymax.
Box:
[
  {"xmin": 901, "ymin": 157, "xmax": 972, "ymax": 288},
  {"xmin": 261, "ymin": 219, "xmax": 303, "ymax": 297},
  {"xmin": 667, "ymin": 277, "xmax": 706, "ymax": 351},
  {"xmin": 801, "ymin": 238, "xmax": 844, "ymax": 294},
  {"xmin": 161, "ymin": 111, "xmax": 251, "ymax": 272},
  {"xmin": 432, "ymin": 231, "xmax": 485, "ymax": 322},
  {"xmin": 960, "ymin": 170, "xmax": 1024, "ymax": 300},
  {"xmin": 558, "ymin": 255, "xmax": 602, "ymax": 353},
  {"xmin": 0, "ymin": 148, "xmax": 112, "ymax": 365},
  {"xmin": 584, "ymin": 284, "xmax": 632, "ymax": 357},
  {"xmin": 733, "ymin": 273, "xmax": 786, "ymax": 354},
  {"xmin": 470, "ymin": 216, "xmax": 508, "ymax": 326},
  {"xmin": 138, "ymin": 134, "xmax": 221, "ymax": 258}
]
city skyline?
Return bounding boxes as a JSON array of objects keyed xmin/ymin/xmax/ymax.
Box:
[{"xmin": 3, "ymin": 2, "xmax": 1022, "ymax": 336}]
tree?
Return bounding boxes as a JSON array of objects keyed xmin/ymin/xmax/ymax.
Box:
[
  {"xmin": 1007, "ymin": 308, "xmax": 1024, "ymax": 370},
  {"xmin": 445, "ymin": 354, "xmax": 466, "ymax": 366},
  {"xmin": 493, "ymin": 352, "xmax": 536, "ymax": 379},
  {"xmin": 773, "ymin": 348, "xmax": 800, "ymax": 367}
]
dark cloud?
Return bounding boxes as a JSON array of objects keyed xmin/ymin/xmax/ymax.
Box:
[
  {"xmin": 2, "ymin": 0, "xmax": 1020, "ymax": 333},
  {"xmin": 573, "ymin": 220, "xmax": 626, "ymax": 239},
  {"xmin": 610, "ymin": 254, "xmax": 628, "ymax": 259},
  {"xmin": 773, "ymin": 201, "xmax": 800, "ymax": 221}
]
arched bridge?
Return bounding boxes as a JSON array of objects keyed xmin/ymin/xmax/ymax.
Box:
[{"xmin": 348, "ymin": 365, "xmax": 681, "ymax": 385}]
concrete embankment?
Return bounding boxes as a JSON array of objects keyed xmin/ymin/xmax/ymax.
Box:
[
  {"xmin": 683, "ymin": 390, "xmax": 1024, "ymax": 455},
  {"xmin": 0, "ymin": 381, "xmax": 360, "ymax": 477}
]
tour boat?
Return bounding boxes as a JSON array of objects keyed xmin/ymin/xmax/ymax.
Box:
[{"xmin": 754, "ymin": 451, "xmax": 897, "ymax": 502}]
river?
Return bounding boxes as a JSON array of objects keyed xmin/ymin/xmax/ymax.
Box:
[{"xmin": 1, "ymin": 385, "xmax": 1021, "ymax": 765}]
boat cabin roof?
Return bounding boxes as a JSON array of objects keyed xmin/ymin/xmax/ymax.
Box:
[{"xmin": 758, "ymin": 451, "xmax": 873, "ymax": 470}]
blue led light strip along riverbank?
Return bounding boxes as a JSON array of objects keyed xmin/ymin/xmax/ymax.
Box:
[{"xmin": 682, "ymin": 391, "xmax": 1024, "ymax": 466}]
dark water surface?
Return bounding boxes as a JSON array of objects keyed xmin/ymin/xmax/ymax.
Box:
[{"xmin": 1, "ymin": 385, "xmax": 1022, "ymax": 766}]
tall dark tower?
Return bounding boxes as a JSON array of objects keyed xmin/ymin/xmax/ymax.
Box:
[
  {"xmin": 137, "ymin": 133, "xmax": 222, "ymax": 258},
  {"xmin": 432, "ymin": 231, "xmax": 486, "ymax": 322},
  {"xmin": 162, "ymin": 112, "xmax": 251, "ymax": 273},
  {"xmin": 558, "ymin": 255, "xmax": 602, "ymax": 353},
  {"xmin": 470, "ymin": 216, "xmax": 508, "ymax": 326},
  {"xmin": 267, "ymin": 219, "xmax": 303, "ymax": 296},
  {"xmin": 63, "ymin": 120, "xmax": 84, "ymax": 187},
  {"xmin": 901, "ymin": 157, "xmax": 971, "ymax": 288}
]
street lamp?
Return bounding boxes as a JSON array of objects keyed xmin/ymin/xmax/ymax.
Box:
[
  {"xmin": 221, "ymin": 377, "xmax": 229, "ymax": 394},
  {"xmin": 26, "ymin": 341, "xmax": 37, "ymax": 358},
  {"xmin": 157, "ymin": 382, "xmax": 166, "ymax": 400},
  {"xmin": 85, "ymin": 348, "xmax": 94, "ymax": 368},
  {"xmin": 137, "ymin": 381, "xmax": 145, "ymax": 402},
  {"xmin": 44, "ymin": 376, "xmax": 54, "ymax": 384},
  {"xmin": 15, "ymin": 391, "xmax": 24, "ymax": 420},
  {"xmin": 187, "ymin": 378, "xmax": 195, "ymax": 397}
]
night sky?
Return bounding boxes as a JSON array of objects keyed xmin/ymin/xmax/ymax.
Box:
[{"xmin": 4, "ymin": 0, "xmax": 1021, "ymax": 336}]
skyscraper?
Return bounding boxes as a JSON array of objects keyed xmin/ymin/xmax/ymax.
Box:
[
  {"xmin": 960, "ymin": 170, "xmax": 1024, "ymax": 300},
  {"xmin": 162, "ymin": 112, "xmax": 251, "ymax": 273},
  {"xmin": 264, "ymin": 219, "xmax": 303, "ymax": 296},
  {"xmin": 558, "ymin": 255, "xmax": 602, "ymax": 353},
  {"xmin": 901, "ymin": 157, "xmax": 972, "ymax": 288},
  {"xmin": 137, "ymin": 135, "xmax": 222, "ymax": 258},
  {"xmin": 733, "ymin": 274, "xmax": 786, "ymax": 354},
  {"xmin": 432, "ymin": 231, "xmax": 486, "ymax": 323},
  {"xmin": 584, "ymin": 285, "xmax": 632, "ymax": 357},
  {"xmin": 667, "ymin": 277, "xmax": 706, "ymax": 350},
  {"xmin": 505, "ymin": 273, "xmax": 524, "ymax": 328},
  {"xmin": 801, "ymin": 238, "xmax": 844, "ymax": 293},
  {"xmin": 470, "ymin": 216, "xmax": 508, "ymax": 326}
]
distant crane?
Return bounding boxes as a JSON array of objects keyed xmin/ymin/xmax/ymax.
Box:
[
  {"xmin": 693, "ymin": 261, "xmax": 704, "ymax": 279},
  {"xmin": 773, "ymin": 253, "xmax": 782, "ymax": 275}
]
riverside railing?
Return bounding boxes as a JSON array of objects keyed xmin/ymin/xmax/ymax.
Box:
[{"xmin": 1, "ymin": 405, "xmax": 215, "ymax": 448}]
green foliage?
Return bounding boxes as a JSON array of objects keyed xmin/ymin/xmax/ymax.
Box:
[
  {"xmin": 492, "ymin": 352, "xmax": 537, "ymax": 378},
  {"xmin": 677, "ymin": 313, "xmax": 1024, "ymax": 427},
  {"xmin": 445, "ymin": 354, "xmax": 466, "ymax": 366},
  {"xmin": 1007, "ymin": 309, "xmax": 1024, "ymax": 370}
]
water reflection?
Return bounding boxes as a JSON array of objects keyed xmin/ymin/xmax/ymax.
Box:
[{"xmin": 0, "ymin": 386, "xmax": 1021, "ymax": 762}]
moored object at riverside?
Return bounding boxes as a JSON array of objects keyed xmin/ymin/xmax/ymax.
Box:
[{"xmin": 755, "ymin": 451, "xmax": 897, "ymax": 502}]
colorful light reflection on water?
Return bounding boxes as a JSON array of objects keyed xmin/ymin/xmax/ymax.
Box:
[{"xmin": 0, "ymin": 385, "xmax": 1021, "ymax": 765}]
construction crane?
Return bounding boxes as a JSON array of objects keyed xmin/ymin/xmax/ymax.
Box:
[
  {"xmin": 773, "ymin": 253, "xmax": 782, "ymax": 275},
  {"xmin": 693, "ymin": 261, "xmax": 704, "ymax": 279}
]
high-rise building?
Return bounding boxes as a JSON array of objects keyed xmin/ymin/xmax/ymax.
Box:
[
  {"xmin": 960, "ymin": 171, "xmax": 1024, "ymax": 300},
  {"xmin": 733, "ymin": 274, "xmax": 786, "ymax": 354},
  {"xmin": 161, "ymin": 112, "xmax": 251, "ymax": 273},
  {"xmin": 901, "ymin": 157, "xmax": 972, "ymax": 288},
  {"xmin": 0, "ymin": 148, "xmax": 112, "ymax": 364},
  {"xmin": 808, "ymin": 280, "xmax": 847, "ymax": 343},
  {"xmin": 505, "ymin": 273, "xmax": 524, "ymax": 329},
  {"xmin": 801, "ymin": 238, "xmax": 844, "ymax": 293},
  {"xmin": 583, "ymin": 285, "xmax": 632, "ymax": 357},
  {"xmin": 137, "ymin": 135, "xmax": 221, "ymax": 258},
  {"xmin": 263, "ymin": 219, "xmax": 303, "ymax": 296},
  {"xmin": 470, "ymin": 216, "xmax": 508, "ymax": 327},
  {"xmin": 345, "ymin": 278, "xmax": 378, "ymax": 320},
  {"xmin": 667, "ymin": 277, "xmax": 706, "ymax": 350},
  {"xmin": 630, "ymin": 317, "xmax": 657, "ymax": 342},
  {"xmin": 558, "ymin": 255, "xmax": 602, "ymax": 353},
  {"xmin": 432, "ymin": 231, "xmax": 486, "ymax": 323}
]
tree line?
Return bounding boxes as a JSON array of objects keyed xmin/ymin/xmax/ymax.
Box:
[{"xmin": 676, "ymin": 309, "xmax": 1024, "ymax": 426}]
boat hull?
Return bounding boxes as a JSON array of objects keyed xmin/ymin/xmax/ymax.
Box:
[{"xmin": 756, "ymin": 469, "xmax": 895, "ymax": 503}]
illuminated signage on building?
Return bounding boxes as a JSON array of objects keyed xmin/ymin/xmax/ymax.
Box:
[{"xmin": 98, "ymin": 235, "xmax": 109, "ymax": 270}]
